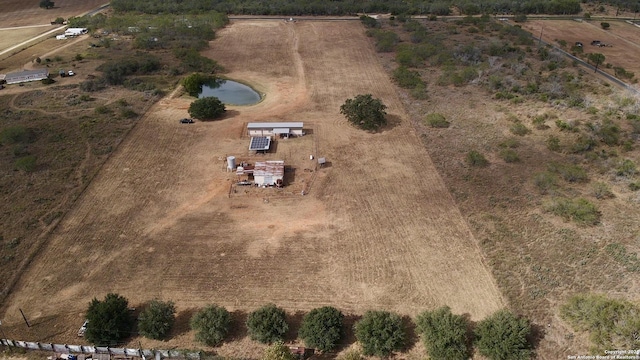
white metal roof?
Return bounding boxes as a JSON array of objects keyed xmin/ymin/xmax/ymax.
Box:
[
  {"xmin": 5, "ymin": 69, "xmax": 49, "ymax": 80},
  {"xmin": 253, "ymin": 161, "xmax": 284, "ymax": 177},
  {"xmin": 247, "ymin": 122, "xmax": 303, "ymax": 129},
  {"xmin": 272, "ymin": 128, "xmax": 290, "ymax": 134}
]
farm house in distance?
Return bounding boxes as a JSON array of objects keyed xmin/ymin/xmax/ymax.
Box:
[
  {"xmin": 247, "ymin": 122, "xmax": 304, "ymax": 138},
  {"xmin": 5, "ymin": 69, "xmax": 49, "ymax": 84}
]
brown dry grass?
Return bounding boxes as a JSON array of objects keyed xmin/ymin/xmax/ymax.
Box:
[
  {"xmin": 0, "ymin": 0, "xmax": 106, "ymax": 28},
  {"xmin": 0, "ymin": 20, "xmax": 504, "ymax": 357}
]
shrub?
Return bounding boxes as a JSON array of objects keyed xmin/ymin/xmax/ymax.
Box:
[
  {"xmin": 393, "ymin": 66, "xmax": 424, "ymax": 89},
  {"xmin": 555, "ymin": 119, "xmax": 579, "ymax": 132},
  {"xmin": 546, "ymin": 197, "xmax": 600, "ymax": 225},
  {"xmin": 546, "ymin": 136, "xmax": 561, "ymax": 152},
  {"xmin": 561, "ymin": 294, "xmax": 640, "ymax": 352},
  {"xmin": 425, "ymin": 113, "xmax": 449, "ymax": 128},
  {"xmin": 616, "ymin": 159, "xmax": 637, "ymax": 177},
  {"xmin": 262, "ymin": 341, "xmax": 295, "ymax": 360},
  {"xmin": 15, "ymin": 155, "xmax": 37, "ymax": 172},
  {"xmin": 120, "ymin": 108, "xmax": 138, "ymax": 119},
  {"xmin": 0, "ymin": 126, "xmax": 36, "ymax": 145},
  {"xmin": 499, "ymin": 149, "xmax": 520, "ymax": 163},
  {"xmin": 298, "ymin": 307, "xmax": 343, "ymax": 352},
  {"xmin": 360, "ymin": 15, "xmax": 379, "ymax": 28},
  {"xmin": 190, "ymin": 305, "xmax": 231, "ymax": 347},
  {"xmin": 600, "ymin": 22, "xmax": 610, "ymax": 30},
  {"xmin": 182, "ymin": 73, "xmax": 218, "ymax": 97},
  {"xmin": 467, "ymin": 150, "xmax": 488, "ymax": 167},
  {"xmin": 416, "ymin": 306, "xmax": 469, "ymax": 360},
  {"xmin": 597, "ymin": 121, "xmax": 620, "ymax": 146},
  {"xmin": 499, "ymin": 138, "xmax": 519, "ymax": 148},
  {"xmin": 95, "ymin": 105, "xmax": 111, "ymax": 114},
  {"xmin": 474, "ymin": 309, "xmax": 532, "ymax": 360},
  {"xmin": 571, "ymin": 136, "xmax": 597, "ymax": 153},
  {"xmin": 593, "ymin": 182, "xmax": 614, "ymax": 199},
  {"xmin": 354, "ymin": 310, "xmax": 406, "ymax": 357},
  {"xmin": 547, "ymin": 162, "xmax": 588, "ymax": 182},
  {"xmin": 629, "ymin": 182, "xmax": 640, "ymax": 191},
  {"xmin": 138, "ymin": 300, "xmax": 176, "ymax": 340},
  {"xmin": 85, "ymin": 293, "xmax": 134, "ymax": 345},
  {"xmin": 246, "ymin": 304, "xmax": 288, "ymax": 344},
  {"xmin": 533, "ymin": 172, "xmax": 557, "ymax": 194},
  {"xmin": 510, "ymin": 122, "xmax": 530, "ymax": 136}
]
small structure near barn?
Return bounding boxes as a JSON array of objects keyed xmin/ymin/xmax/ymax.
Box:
[
  {"xmin": 64, "ymin": 28, "xmax": 88, "ymax": 37},
  {"xmin": 247, "ymin": 122, "xmax": 304, "ymax": 138},
  {"xmin": 5, "ymin": 69, "xmax": 49, "ymax": 84},
  {"xmin": 56, "ymin": 34, "xmax": 67, "ymax": 40},
  {"xmin": 237, "ymin": 160, "xmax": 285, "ymax": 187}
]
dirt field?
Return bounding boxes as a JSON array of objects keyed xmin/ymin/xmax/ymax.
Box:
[
  {"xmin": 0, "ymin": 20, "xmax": 504, "ymax": 353},
  {"xmin": 521, "ymin": 19, "xmax": 640, "ymax": 86}
]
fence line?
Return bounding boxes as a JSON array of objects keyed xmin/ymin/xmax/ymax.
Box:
[{"xmin": 0, "ymin": 338, "xmax": 201, "ymax": 360}]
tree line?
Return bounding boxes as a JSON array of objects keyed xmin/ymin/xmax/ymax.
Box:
[
  {"xmin": 86, "ymin": 294, "xmax": 535, "ymax": 360},
  {"xmin": 110, "ymin": 0, "xmax": 585, "ymax": 16}
]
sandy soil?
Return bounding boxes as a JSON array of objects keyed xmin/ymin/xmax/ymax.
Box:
[
  {"xmin": 0, "ymin": 0, "xmax": 106, "ymax": 28},
  {"xmin": 0, "ymin": 20, "xmax": 503, "ymax": 354}
]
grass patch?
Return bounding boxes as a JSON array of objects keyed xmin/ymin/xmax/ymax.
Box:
[
  {"xmin": 533, "ymin": 172, "xmax": 557, "ymax": 194},
  {"xmin": 546, "ymin": 197, "xmax": 600, "ymax": 225},
  {"xmin": 561, "ymin": 294, "xmax": 640, "ymax": 352},
  {"xmin": 424, "ymin": 113, "xmax": 450, "ymax": 128},
  {"xmin": 616, "ymin": 159, "xmax": 637, "ymax": 177},
  {"xmin": 499, "ymin": 138, "xmax": 519, "ymax": 148},
  {"xmin": 546, "ymin": 135, "xmax": 561, "ymax": 152},
  {"xmin": 605, "ymin": 243, "xmax": 640, "ymax": 272},
  {"xmin": 592, "ymin": 182, "xmax": 613, "ymax": 199}
]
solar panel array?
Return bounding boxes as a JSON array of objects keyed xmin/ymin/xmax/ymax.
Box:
[{"xmin": 249, "ymin": 136, "xmax": 271, "ymax": 151}]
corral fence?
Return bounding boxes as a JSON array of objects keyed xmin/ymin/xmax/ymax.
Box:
[{"xmin": 0, "ymin": 338, "xmax": 202, "ymax": 360}]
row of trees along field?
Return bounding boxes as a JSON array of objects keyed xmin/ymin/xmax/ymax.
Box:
[
  {"xmin": 86, "ymin": 294, "xmax": 536, "ymax": 360},
  {"xmin": 110, "ymin": 0, "xmax": 586, "ymax": 16}
]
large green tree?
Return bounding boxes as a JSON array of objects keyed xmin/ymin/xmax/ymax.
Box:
[
  {"xmin": 138, "ymin": 300, "xmax": 176, "ymax": 340},
  {"xmin": 85, "ymin": 293, "xmax": 134, "ymax": 345},
  {"xmin": 415, "ymin": 306, "xmax": 469, "ymax": 360},
  {"xmin": 298, "ymin": 306, "xmax": 344, "ymax": 352},
  {"xmin": 474, "ymin": 309, "xmax": 532, "ymax": 360},
  {"xmin": 588, "ymin": 53, "xmax": 605, "ymax": 73},
  {"xmin": 354, "ymin": 310, "xmax": 406, "ymax": 357},
  {"xmin": 190, "ymin": 305, "xmax": 231, "ymax": 347},
  {"xmin": 340, "ymin": 94, "xmax": 387, "ymax": 131},
  {"xmin": 182, "ymin": 73, "xmax": 218, "ymax": 97},
  {"xmin": 246, "ymin": 304, "xmax": 289, "ymax": 344},
  {"xmin": 188, "ymin": 97, "xmax": 226, "ymax": 120}
]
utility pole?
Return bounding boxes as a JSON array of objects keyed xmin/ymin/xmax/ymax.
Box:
[{"xmin": 19, "ymin": 309, "xmax": 30, "ymax": 328}]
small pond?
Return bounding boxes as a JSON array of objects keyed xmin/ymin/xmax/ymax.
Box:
[{"xmin": 199, "ymin": 79, "xmax": 261, "ymax": 105}]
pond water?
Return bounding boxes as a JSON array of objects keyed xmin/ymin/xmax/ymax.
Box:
[{"xmin": 199, "ymin": 79, "xmax": 261, "ymax": 105}]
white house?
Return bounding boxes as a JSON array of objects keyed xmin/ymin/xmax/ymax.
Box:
[
  {"xmin": 247, "ymin": 122, "xmax": 304, "ymax": 138},
  {"xmin": 64, "ymin": 28, "xmax": 88, "ymax": 37},
  {"xmin": 5, "ymin": 69, "xmax": 49, "ymax": 84}
]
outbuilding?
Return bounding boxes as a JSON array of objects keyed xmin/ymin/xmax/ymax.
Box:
[
  {"xmin": 247, "ymin": 122, "xmax": 304, "ymax": 138},
  {"xmin": 5, "ymin": 69, "xmax": 49, "ymax": 84},
  {"xmin": 253, "ymin": 160, "xmax": 285, "ymax": 187}
]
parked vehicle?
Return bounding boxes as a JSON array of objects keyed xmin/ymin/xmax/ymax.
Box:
[{"xmin": 179, "ymin": 118, "xmax": 194, "ymax": 124}]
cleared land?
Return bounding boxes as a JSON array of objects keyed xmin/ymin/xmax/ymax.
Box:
[
  {"xmin": 522, "ymin": 19, "xmax": 640, "ymax": 87},
  {"xmin": 0, "ymin": 0, "xmax": 106, "ymax": 28},
  {"xmin": 1, "ymin": 20, "xmax": 503, "ymax": 353}
]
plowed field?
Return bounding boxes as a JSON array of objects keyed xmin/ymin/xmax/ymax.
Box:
[{"xmin": 1, "ymin": 20, "xmax": 503, "ymax": 351}]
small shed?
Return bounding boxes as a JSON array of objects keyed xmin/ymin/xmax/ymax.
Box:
[
  {"xmin": 253, "ymin": 160, "xmax": 284, "ymax": 186},
  {"xmin": 247, "ymin": 122, "xmax": 304, "ymax": 137},
  {"xmin": 5, "ymin": 69, "xmax": 49, "ymax": 84}
]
